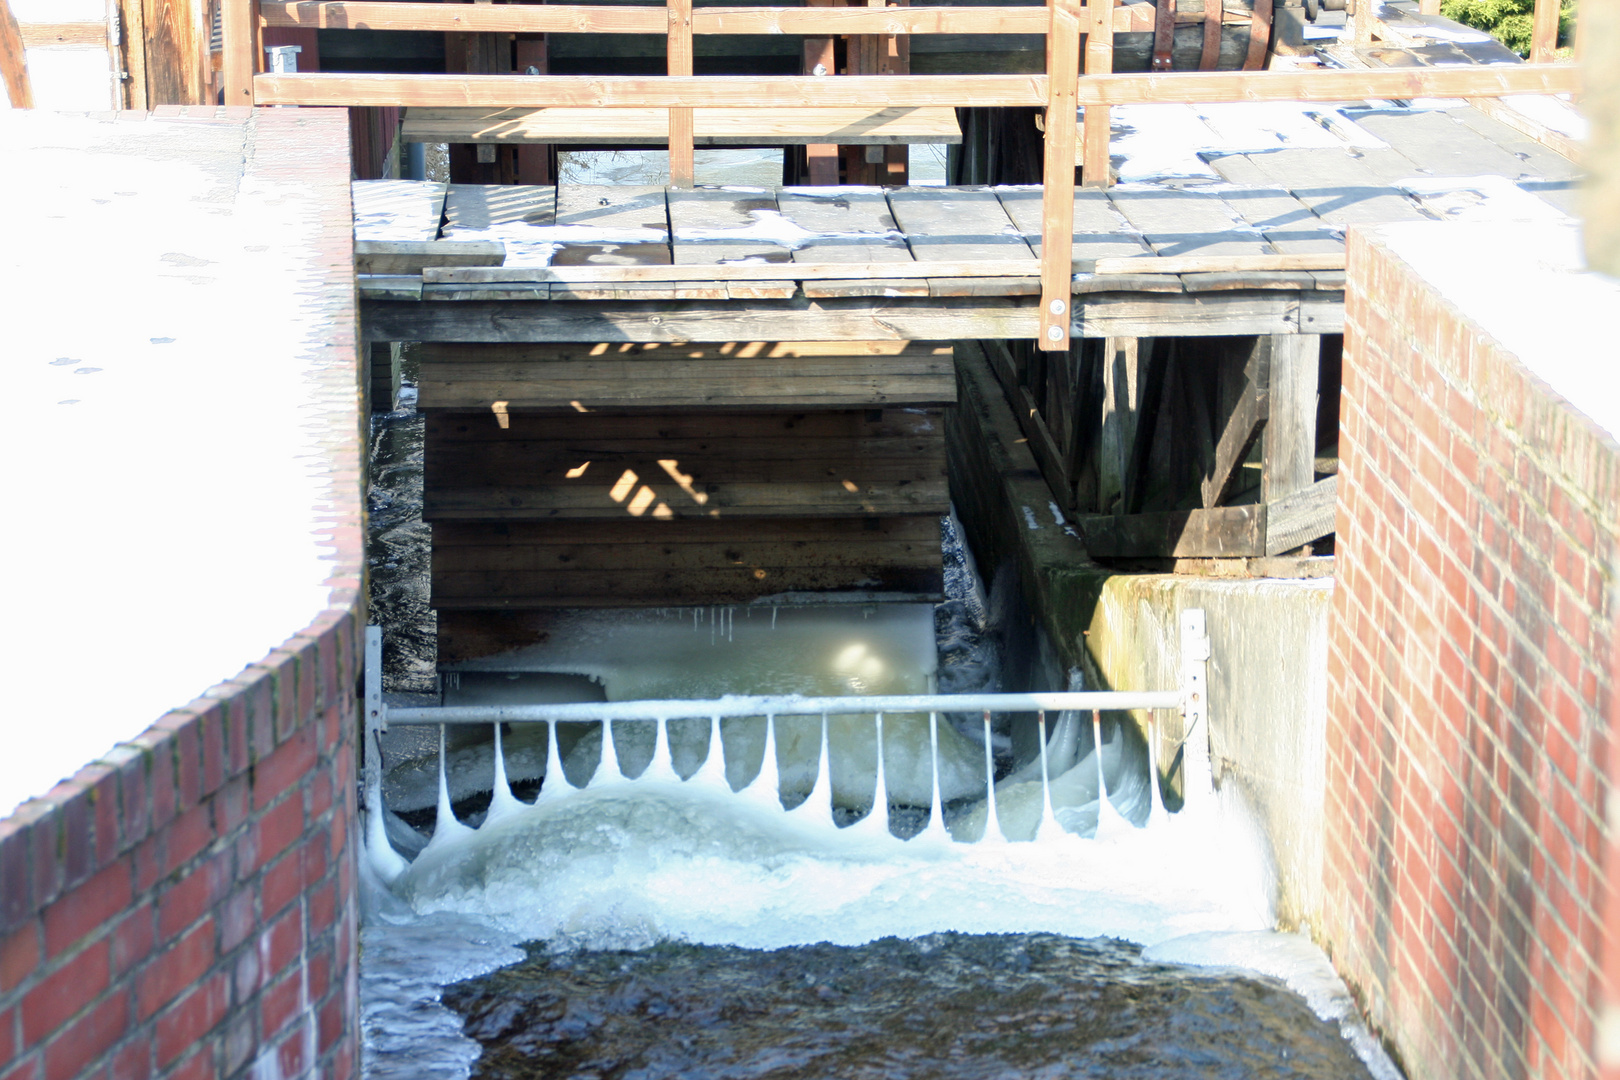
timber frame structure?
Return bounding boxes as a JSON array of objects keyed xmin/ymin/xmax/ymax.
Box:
[{"xmin": 222, "ymin": 0, "xmax": 1578, "ymax": 353}]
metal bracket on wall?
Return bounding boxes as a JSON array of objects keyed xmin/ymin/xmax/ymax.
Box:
[{"xmin": 1179, "ymin": 607, "xmax": 1213, "ymax": 808}]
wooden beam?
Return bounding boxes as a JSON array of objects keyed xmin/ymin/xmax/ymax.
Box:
[
  {"xmin": 18, "ymin": 22, "xmax": 106, "ymax": 46},
  {"xmin": 253, "ymin": 64, "xmax": 1582, "ymax": 109},
  {"xmin": 259, "ymin": 2, "xmax": 1067, "ymax": 34},
  {"xmin": 668, "ymin": 0, "xmax": 695, "ymax": 187},
  {"xmin": 0, "ymin": 0, "xmax": 31, "ymax": 110},
  {"xmin": 1261, "ymin": 333, "xmax": 1318, "ymax": 502},
  {"xmin": 363, "ymin": 296, "xmax": 1043, "ymax": 343},
  {"xmin": 1530, "ymin": 0, "xmax": 1559, "ymax": 62},
  {"xmin": 1077, "ymin": 504, "xmax": 1267, "ymax": 558},
  {"xmin": 224, "ymin": 0, "xmax": 258, "ymax": 106},
  {"xmin": 427, "ymin": 259, "xmax": 1042, "ymax": 284},
  {"xmin": 1039, "ymin": 0, "xmax": 1081, "ymax": 352},
  {"xmin": 1081, "ymin": 0, "xmax": 1113, "ymax": 187},
  {"xmin": 1264, "ymin": 475, "xmax": 1336, "ymax": 555},
  {"xmin": 355, "ymin": 240, "xmax": 506, "ymax": 273},
  {"xmin": 1094, "ymin": 252, "xmax": 1347, "ymax": 274},
  {"xmin": 1200, "ymin": 337, "xmax": 1268, "ymax": 509}
]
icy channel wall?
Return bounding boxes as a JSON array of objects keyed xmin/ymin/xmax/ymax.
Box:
[
  {"xmin": 0, "ymin": 109, "xmax": 365, "ymax": 1080},
  {"xmin": 1325, "ymin": 222, "xmax": 1620, "ymax": 1080}
]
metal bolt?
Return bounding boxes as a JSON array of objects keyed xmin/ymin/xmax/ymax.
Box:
[{"xmin": 1048, "ymin": 298, "xmax": 1066, "ymax": 315}]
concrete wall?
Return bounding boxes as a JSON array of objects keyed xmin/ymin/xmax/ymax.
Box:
[
  {"xmin": 1085, "ymin": 575, "xmax": 1333, "ymax": 932},
  {"xmin": 1326, "ymin": 224, "xmax": 1619, "ymax": 1080}
]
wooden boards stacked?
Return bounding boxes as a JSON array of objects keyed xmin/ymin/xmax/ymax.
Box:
[{"xmin": 423, "ymin": 341, "xmax": 954, "ymax": 610}]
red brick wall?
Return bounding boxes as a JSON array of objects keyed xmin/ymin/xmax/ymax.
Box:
[
  {"xmin": 0, "ymin": 108, "xmax": 365, "ymax": 1080},
  {"xmin": 1326, "ymin": 227, "xmax": 1619, "ymax": 1080}
]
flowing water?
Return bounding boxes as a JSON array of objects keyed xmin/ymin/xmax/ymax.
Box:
[{"xmin": 362, "ymin": 352, "xmax": 1401, "ymax": 1080}]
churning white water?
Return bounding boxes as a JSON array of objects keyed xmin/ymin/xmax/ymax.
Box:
[{"xmin": 359, "ymin": 601, "xmax": 1396, "ymax": 1079}]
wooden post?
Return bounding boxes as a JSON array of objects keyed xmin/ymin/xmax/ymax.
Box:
[
  {"xmin": 1530, "ymin": 0, "xmax": 1558, "ymax": 61},
  {"xmin": 1261, "ymin": 334, "xmax": 1318, "ymax": 503},
  {"xmin": 668, "ymin": 0, "xmax": 694, "ymax": 187},
  {"xmin": 803, "ymin": 0, "xmax": 839, "ymax": 184},
  {"xmin": 1082, "ymin": 0, "xmax": 1113, "ymax": 186},
  {"xmin": 0, "ymin": 0, "xmax": 30, "ymax": 109},
  {"xmin": 1039, "ymin": 0, "xmax": 1081, "ymax": 351},
  {"xmin": 882, "ymin": 0, "xmax": 910, "ymax": 184},
  {"xmin": 515, "ymin": 33, "xmax": 551, "ymax": 183},
  {"xmin": 223, "ymin": 0, "xmax": 257, "ymax": 105}
]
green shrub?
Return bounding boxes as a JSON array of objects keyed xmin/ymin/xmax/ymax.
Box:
[{"xmin": 1439, "ymin": 0, "xmax": 1576, "ymax": 55}]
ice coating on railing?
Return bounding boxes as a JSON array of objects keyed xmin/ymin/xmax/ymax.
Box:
[{"xmin": 423, "ymin": 726, "xmax": 476, "ymax": 851}]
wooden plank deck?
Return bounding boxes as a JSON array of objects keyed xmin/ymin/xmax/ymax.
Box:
[{"xmin": 359, "ymin": 92, "xmax": 1574, "ymax": 337}]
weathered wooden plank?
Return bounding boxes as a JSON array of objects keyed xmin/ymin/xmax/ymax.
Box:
[
  {"xmin": 443, "ymin": 184, "xmax": 556, "ymax": 228},
  {"xmin": 927, "ymin": 276, "xmax": 1041, "ymax": 297},
  {"xmin": 359, "ymin": 275, "xmax": 426, "ymax": 301},
  {"xmin": 1201, "ymin": 335, "xmax": 1267, "ymax": 508},
  {"xmin": 887, "ymin": 187, "xmax": 1038, "ymax": 264},
  {"xmin": 1107, "ymin": 185, "xmax": 1275, "ymax": 260},
  {"xmin": 552, "ymin": 184, "xmax": 672, "ymax": 266},
  {"xmin": 1076, "ymin": 504, "xmax": 1266, "ymax": 557},
  {"xmin": 428, "ymin": 258, "xmax": 1050, "ymax": 284},
  {"xmin": 777, "ymin": 186, "xmax": 922, "ymax": 297},
  {"xmin": 425, "ymin": 480, "xmax": 950, "ymax": 519},
  {"xmin": 433, "ymin": 515, "xmax": 941, "ymax": 545},
  {"xmin": 432, "ymin": 564, "xmax": 945, "ymax": 607},
  {"xmin": 425, "ymin": 407, "xmax": 943, "ymax": 443},
  {"xmin": 1299, "ymin": 291, "xmax": 1344, "ymax": 335},
  {"xmin": 1349, "ymin": 107, "xmax": 1535, "ymax": 180},
  {"xmin": 417, "ymin": 356, "xmax": 958, "ymax": 409},
  {"xmin": 1181, "ymin": 270, "xmax": 1318, "ymax": 291},
  {"xmin": 1074, "ymin": 291, "xmax": 1297, "ymax": 337},
  {"xmin": 423, "ymin": 283, "xmax": 550, "ymax": 301},
  {"xmin": 1219, "ymin": 149, "xmax": 1427, "ymax": 226},
  {"xmin": 402, "ymin": 106, "xmax": 962, "ymax": 145},
  {"xmin": 363, "ymin": 296, "xmax": 1043, "ymax": 342},
  {"xmin": 353, "ymin": 180, "xmax": 448, "ymax": 242},
  {"xmin": 253, "ymin": 64, "xmax": 1580, "ymax": 109},
  {"xmin": 1264, "ymin": 475, "xmax": 1336, "ymax": 555},
  {"xmin": 1093, "ymin": 252, "xmax": 1342, "ymax": 274},
  {"xmin": 436, "ymin": 537, "xmax": 939, "ymax": 572},
  {"xmin": 670, "ymin": 186, "xmax": 787, "ymax": 265},
  {"xmin": 354, "ymin": 240, "xmax": 505, "ymax": 274},
  {"xmin": 1262, "ymin": 333, "xmax": 1319, "ymax": 502},
  {"xmin": 996, "ymin": 186, "xmax": 1153, "ymax": 271}
]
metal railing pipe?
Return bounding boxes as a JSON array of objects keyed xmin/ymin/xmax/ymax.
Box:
[{"xmin": 383, "ymin": 690, "xmax": 1185, "ymax": 726}]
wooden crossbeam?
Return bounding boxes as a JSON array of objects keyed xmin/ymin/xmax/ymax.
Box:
[
  {"xmin": 257, "ymin": 1, "xmax": 1064, "ymax": 34},
  {"xmin": 254, "ymin": 64, "xmax": 1582, "ymax": 108},
  {"xmin": 424, "ymin": 260, "xmax": 1044, "ymax": 284},
  {"xmin": 1094, "ymin": 253, "xmax": 1347, "ymax": 274}
]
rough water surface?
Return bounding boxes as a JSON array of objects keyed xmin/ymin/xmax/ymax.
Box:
[{"xmin": 442, "ymin": 933, "xmax": 1376, "ymax": 1080}]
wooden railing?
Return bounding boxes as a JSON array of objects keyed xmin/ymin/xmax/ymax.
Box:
[{"xmin": 222, "ymin": 0, "xmax": 1579, "ymax": 351}]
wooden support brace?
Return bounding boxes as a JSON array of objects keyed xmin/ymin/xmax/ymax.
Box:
[
  {"xmin": 803, "ymin": 0, "xmax": 838, "ymax": 184},
  {"xmin": 1261, "ymin": 333, "xmax": 1318, "ymax": 503},
  {"xmin": 668, "ymin": 0, "xmax": 695, "ymax": 186},
  {"xmin": 1200, "ymin": 0, "xmax": 1223, "ymax": 69},
  {"xmin": 0, "ymin": 0, "xmax": 31, "ymax": 109},
  {"xmin": 224, "ymin": 0, "xmax": 259, "ymax": 104},
  {"xmin": 1039, "ymin": 0, "xmax": 1081, "ymax": 352},
  {"xmin": 1081, "ymin": 0, "xmax": 1113, "ymax": 187}
]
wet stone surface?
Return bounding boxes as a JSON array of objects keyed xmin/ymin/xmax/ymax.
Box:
[{"xmin": 444, "ymin": 933, "xmax": 1374, "ymax": 1080}]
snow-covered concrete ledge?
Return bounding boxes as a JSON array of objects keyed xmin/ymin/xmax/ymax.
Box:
[{"xmin": 0, "ymin": 108, "xmax": 366, "ymax": 1080}]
